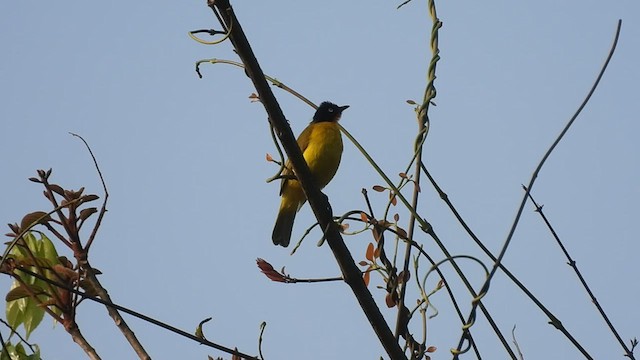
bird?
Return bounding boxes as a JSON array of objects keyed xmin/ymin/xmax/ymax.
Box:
[{"xmin": 272, "ymin": 101, "xmax": 349, "ymax": 247}]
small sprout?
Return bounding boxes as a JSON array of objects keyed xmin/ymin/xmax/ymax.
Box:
[
  {"xmin": 399, "ymin": 172, "xmax": 408, "ymax": 179},
  {"xmin": 393, "ymin": 213, "xmax": 400, "ymax": 222},
  {"xmin": 265, "ymin": 153, "xmax": 273, "ymax": 162},
  {"xmin": 406, "ymin": 99, "xmax": 417, "ymax": 105},
  {"xmin": 249, "ymin": 93, "xmax": 260, "ymax": 103},
  {"xmin": 372, "ymin": 185, "xmax": 386, "ymax": 192},
  {"xmin": 360, "ymin": 212, "xmax": 369, "ymax": 222},
  {"xmin": 195, "ymin": 317, "xmax": 213, "ymax": 340}
]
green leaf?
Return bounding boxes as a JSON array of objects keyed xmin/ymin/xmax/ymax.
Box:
[
  {"xmin": 0, "ymin": 342, "xmax": 15, "ymax": 360},
  {"xmin": 39, "ymin": 233, "xmax": 59, "ymax": 263},
  {"xmin": 23, "ymin": 297, "xmax": 45, "ymax": 339},
  {"xmin": 6, "ymin": 282, "xmax": 26, "ymax": 328},
  {"xmin": 6, "ymin": 285, "xmax": 38, "ymax": 302}
]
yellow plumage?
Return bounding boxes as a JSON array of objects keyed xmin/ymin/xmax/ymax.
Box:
[{"xmin": 272, "ymin": 102, "xmax": 348, "ymax": 247}]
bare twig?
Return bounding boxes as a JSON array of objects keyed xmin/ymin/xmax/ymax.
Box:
[
  {"xmin": 524, "ymin": 187, "xmax": 635, "ymax": 360},
  {"xmin": 17, "ymin": 266, "xmax": 259, "ymax": 360},
  {"xmin": 454, "ymin": 19, "xmax": 622, "ymax": 358}
]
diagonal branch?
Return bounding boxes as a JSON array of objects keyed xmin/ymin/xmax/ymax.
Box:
[{"xmin": 208, "ymin": 1, "xmax": 406, "ymax": 359}]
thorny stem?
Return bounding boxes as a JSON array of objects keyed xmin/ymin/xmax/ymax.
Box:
[
  {"xmin": 453, "ymin": 19, "xmax": 622, "ymax": 358},
  {"xmin": 524, "ymin": 187, "xmax": 635, "ymax": 360}
]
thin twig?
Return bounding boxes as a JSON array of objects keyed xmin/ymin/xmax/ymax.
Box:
[
  {"xmin": 16, "ymin": 266, "xmax": 259, "ymax": 360},
  {"xmin": 524, "ymin": 187, "xmax": 635, "ymax": 360},
  {"xmin": 422, "ymin": 162, "xmax": 590, "ymax": 357},
  {"xmin": 69, "ymin": 133, "xmax": 108, "ymax": 253},
  {"xmin": 454, "ymin": 19, "xmax": 622, "ymax": 358}
]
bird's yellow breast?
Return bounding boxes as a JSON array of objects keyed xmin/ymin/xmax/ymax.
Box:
[{"xmin": 301, "ymin": 121, "xmax": 343, "ymax": 189}]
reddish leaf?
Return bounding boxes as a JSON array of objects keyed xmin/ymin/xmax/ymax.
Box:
[
  {"xmin": 363, "ymin": 269, "xmax": 371, "ymax": 287},
  {"xmin": 426, "ymin": 346, "xmax": 437, "ymax": 353},
  {"xmin": 360, "ymin": 212, "xmax": 369, "ymax": 222},
  {"xmin": 265, "ymin": 153, "xmax": 273, "ymax": 162},
  {"xmin": 79, "ymin": 208, "xmax": 98, "ymax": 222},
  {"xmin": 256, "ymin": 258, "xmax": 286, "ymax": 283},
  {"xmin": 372, "ymin": 185, "xmax": 385, "ymax": 192},
  {"xmin": 398, "ymin": 270, "xmax": 410, "ymax": 284},
  {"xmin": 396, "ymin": 226, "xmax": 408, "ymax": 240},
  {"xmin": 248, "ymin": 93, "xmax": 260, "ymax": 103},
  {"xmin": 385, "ymin": 293, "xmax": 396, "ymax": 308},
  {"xmin": 20, "ymin": 211, "xmax": 50, "ymax": 230},
  {"xmin": 393, "ymin": 213, "xmax": 399, "ymax": 222},
  {"xmin": 49, "ymin": 184, "xmax": 65, "ymax": 196},
  {"xmin": 373, "ymin": 245, "xmax": 381, "ymax": 259},
  {"xmin": 399, "ymin": 172, "xmax": 407, "ymax": 179},
  {"xmin": 358, "ymin": 261, "xmax": 368, "ymax": 266},
  {"xmin": 365, "ymin": 243, "xmax": 374, "ymax": 261},
  {"xmin": 390, "ymin": 193, "xmax": 397, "ymax": 206}
]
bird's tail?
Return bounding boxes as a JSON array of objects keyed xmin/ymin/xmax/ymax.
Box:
[{"xmin": 272, "ymin": 205, "xmax": 297, "ymax": 247}]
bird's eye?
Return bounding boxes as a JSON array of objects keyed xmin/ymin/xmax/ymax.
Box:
[{"xmin": 328, "ymin": 108, "xmax": 334, "ymax": 112}]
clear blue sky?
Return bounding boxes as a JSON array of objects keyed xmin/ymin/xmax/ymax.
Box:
[{"xmin": 1, "ymin": 1, "xmax": 638, "ymax": 359}]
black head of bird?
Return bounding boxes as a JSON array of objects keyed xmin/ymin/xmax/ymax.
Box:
[{"xmin": 313, "ymin": 102, "xmax": 350, "ymax": 123}]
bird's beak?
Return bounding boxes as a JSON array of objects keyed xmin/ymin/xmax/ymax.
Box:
[{"xmin": 338, "ymin": 105, "xmax": 350, "ymax": 113}]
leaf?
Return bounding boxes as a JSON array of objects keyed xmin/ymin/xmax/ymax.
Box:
[
  {"xmin": 6, "ymin": 284, "xmax": 25, "ymax": 328},
  {"xmin": 372, "ymin": 185, "xmax": 385, "ymax": 192},
  {"xmin": 426, "ymin": 346, "xmax": 437, "ymax": 353},
  {"xmin": 81, "ymin": 194, "xmax": 99, "ymax": 203},
  {"xmin": 396, "ymin": 226, "xmax": 408, "ymax": 240},
  {"xmin": 406, "ymin": 99, "xmax": 417, "ymax": 105},
  {"xmin": 398, "ymin": 270, "xmax": 410, "ymax": 284},
  {"xmin": 49, "ymin": 184, "xmax": 65, "ymax": 196},
  {"xmin": 393, "ymin": 213, "xmax": 399, "ymax": 222},
  {"xmin": 23, "ymin": 299, "xmax": 45, "ymax": 339},
  {"xmin": 358, "ymin": 261, "xmax": 368, "ymax": 266},
  {"xmin": 360, "ymin": 212, "xmax": 369, "ymax": 222},
  {"xmin": 363, "ymin": 269, "xmax": 371, "ymax": 287},
  {"xmin": 249, "ymin": 93, "xmax": 260, "ymax": 102},
  {"xmin": 38, "ymin": 233, "xmax": 59, "ymax": 262},
  {"xmin": 6, "ymin": 285, "xmax": 44, "ymax": 302},
  {"xmin": 78, "ymin": 207, "xmax": 98, "ymax": 222},
  {"xmin": 256, "ymin": 258, "xmax": 286, "ymax": 282},
  {"xmin": 385, "ymin": 293, "xmax": 396, "ymax": 308},
  {"xmin": 340, "ymin": 223, "xmax": 349, "ymax": 232},
  {"xmin": 399, "ymin": 172, "xmax": 407, "ymax": 179},
  {"xmin": 365, "ymin": 243, "xmax": 374, "ymax": 261},
  {"xmin": 373, "ymin": 245, "xmax": 381, "ymax": 260},
  {"xmin": 20, "ymin": 212, "xmax": 50, "ymax": 231},
  {"xmin": 390, "ymin": 194, "xmax": 397, "ymax": 206},
  {"xmin": 265, "ymin": 153, "xmax": 273, "ymax": 162}
]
